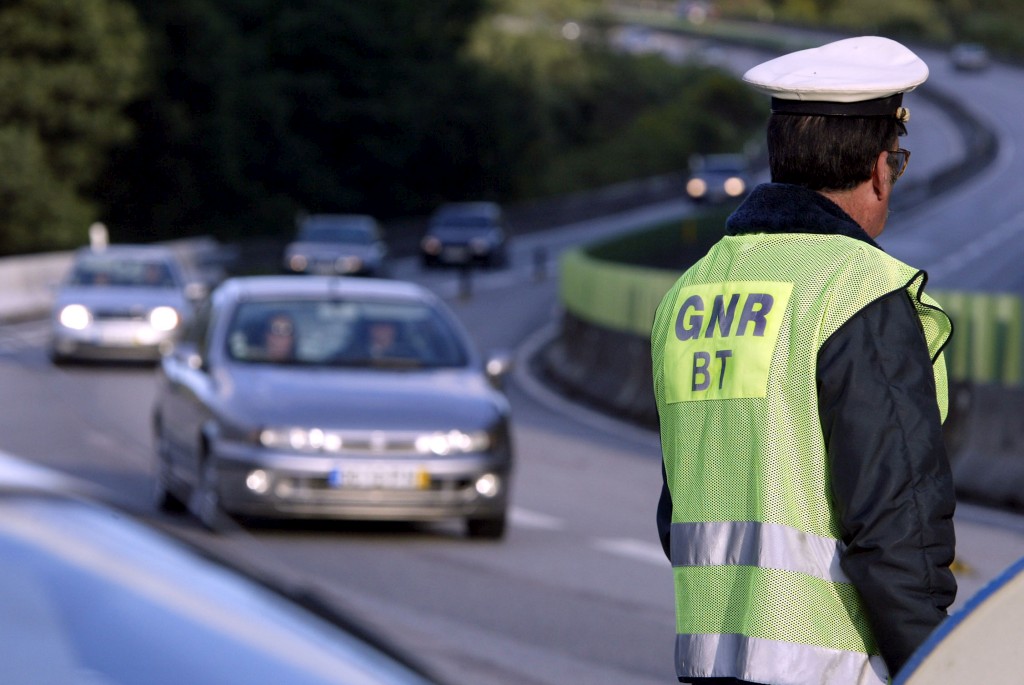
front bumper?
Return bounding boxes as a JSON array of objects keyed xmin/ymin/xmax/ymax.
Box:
[
  {"xmin": 211, "ymin": 444, "xmax": 511, "ymax": 521},
  {"xmin": 51, "ymin": 321, "xmax": 177, "ymax": 361}
]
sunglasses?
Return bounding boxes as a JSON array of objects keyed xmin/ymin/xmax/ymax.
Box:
[{"xmin": 887, "ymin": 148, "xmax": 911, "ymax": 180}]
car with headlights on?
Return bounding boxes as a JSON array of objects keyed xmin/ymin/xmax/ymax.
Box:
[
  {"xmin": 152, "ymin": 276, "xmax": 514, "ymax": 538},
  {"xmin": 419, "ymin": 202, "xmax": 509, "ymax": 268},
  {"xmin": 283, "ymin": 214, "xmax": 389, "ymax": 277},
  {"xmin": 49, "ymin": 244, "xmax": 204, "ymax": 363},
  {"xmin": 0, "ymin": 450, "xmax": 448, "ymax": 685},
  {"xmin": 684, "ymin": 153, "xmax": 751, "ymax": 204}
]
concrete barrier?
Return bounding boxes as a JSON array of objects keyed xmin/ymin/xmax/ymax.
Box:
[{"xmin": 0, "ymin": 252, "xmax": 73, "ymax": 324}]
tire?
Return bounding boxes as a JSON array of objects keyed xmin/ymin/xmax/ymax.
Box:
[
  {"xmin": 153, "ymin": 425, "xmax": 187, "ymax": 513},
  {"xmin": 190, "ymin": 454, "xmax": 230, "ymax": 533},
  {"xmin": 466, "ymin": 513, "xmax": 507, "ymax": 540}
]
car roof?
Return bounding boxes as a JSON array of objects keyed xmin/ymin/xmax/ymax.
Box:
[
  {"xmin": 73, "ymin": 244, "xmax": 179, "ymax": 261},
  {"xmin": 217, "ymin": 276, "xmax": 436, "ymax": 304}
]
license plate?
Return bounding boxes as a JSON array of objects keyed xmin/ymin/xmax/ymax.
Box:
[
  {"xmin": 99, "ymin": 325, "xmax": 141, "ymax": 345},
  {"xmin": 328, "ymin": 465, "xmax": 427, "ymax": 490},
  {"xmin": 443, "ymin": 247, "xmax": 468, "ymax": 261}
]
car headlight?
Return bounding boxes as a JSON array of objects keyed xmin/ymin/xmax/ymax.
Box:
[
  {"xmin": 258, "ymin": 427, "xmax": 491, "ymax": 455},
  {"xmin": 288, "ymin": 254, "xmax": 308, "ymax": 272},
  {"xmin": 686, "ymin": 178, "xmax": 708, "ymax": 198},
  {"xmin": 260, "ymin": 427, "xmax": 342, "ymax": 452},
  {"xmin": 421, "ymin": 236, "xmax": 441, "ymax": 255},
  {"xmin": 149, "ymin": 306, "xmax": 180, "ymax": 331},
  {"xmin": 58, "ymin": 304, "xmax": 91, "ymax": 330},
  {"xmin": 415, "ymin": 430, "xmax": 490, "ymax": 455},
  {"xmin": 469, "ymin": 238, "xmax": 491, "ymax": 255},
  {"xmin": 724, "ymin": 177, "xmax": 746, "ymax": 197}
]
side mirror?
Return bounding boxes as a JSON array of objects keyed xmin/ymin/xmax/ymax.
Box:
[
  {"xmin": 484, "ymin": 351, "xmax": 513, "ymax": 389},
  {"xmin": 167, "ymin": 341, "xmax": 205, "ymax": 372}
]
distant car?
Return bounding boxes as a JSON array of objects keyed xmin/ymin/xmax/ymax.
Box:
[
  {"xmin": 152, "ymin": 276, "xmax": 514, "ymax": 538},
  {"xmin": 0, "ymin": 450, "xmax": 448, "ymax": 685},
  {"xmin": 950, "ymin": 43, "xmax": 991, "ymax": 71},
  {"xmin": 420, "ymin": 202, "xmax": 509, "ymax": 268},
  {"xmin": 685, "ymin": 153, "xmax": 751, "ymax": 204},
  {"xmin": 283, "ymin": 214, "xmax": 388, "ymax": 277},
  {"xmin": 49, "ymin": 244, "xmax": 205, "ymax": 363}
]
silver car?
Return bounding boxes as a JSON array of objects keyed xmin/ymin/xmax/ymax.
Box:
[
  {"xmin": 152, "ymin": 276, "xmax": 513, "ymax": 538},
  {"xmin": 49, "ymin": 245, "xmax": 204, "ymax": 363}
]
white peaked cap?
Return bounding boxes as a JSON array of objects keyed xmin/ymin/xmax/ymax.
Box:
[{"xmin": 742, "ymin": 36, "xmax": 929, "ymax": 119}]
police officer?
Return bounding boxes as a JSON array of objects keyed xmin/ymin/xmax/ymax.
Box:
[{"xmin": 652, "ymin": 37, "xmax": 957, "ymax": 685}]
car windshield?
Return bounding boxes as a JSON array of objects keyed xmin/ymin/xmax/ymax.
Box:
[
  {"xmin": 68, "ymin": 257, "xmax": 178, "ymax": 288},
  {"xmin": 298, "ymin": 225, "xmax": 373, "ymax": 244},
  {"xmin": 226, "ymin": 299, "xmax": 469, "ymax": 368},
  {"xmin": 698, "ymin": 155, "xmax": 746, "ymax": 174}
]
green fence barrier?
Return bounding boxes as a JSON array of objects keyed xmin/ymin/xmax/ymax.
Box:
[
  {"xmin": 934, "ymin": 290, "xmax": 1023, "ymax": 386},
  {"xmin": 560, "ymin": 248, "xmax": 1024, "ymax": 386}
]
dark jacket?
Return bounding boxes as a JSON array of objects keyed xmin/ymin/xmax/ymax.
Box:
[{"xmin": 656, "ymin": 183, "xmax": 957, "ymax": 680}]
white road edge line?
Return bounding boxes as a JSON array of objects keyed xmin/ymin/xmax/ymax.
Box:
[
  {"xmin": 592, "ymin": 537, "xmax": 670, "ymax": 567},
  {"xmin": 509, "ymin": 506, "xmax": 566, "ymax": 531}
]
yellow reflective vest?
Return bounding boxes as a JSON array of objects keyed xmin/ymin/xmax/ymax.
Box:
[{"xmin": 652, "ymin": 232, "xmax": 951, "ymax": 685}]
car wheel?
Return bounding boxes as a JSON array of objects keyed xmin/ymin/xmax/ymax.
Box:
[
  {"xmin": 153, "ymin": 427, "xmax": 187, "ymax": 513},
  {"xmin": 190, "ymin": 455, "xmax": 230, "ymax": 532},
  {"xmin": 466, "ymin": 513, "xmax": 507, "ymax": 540}
]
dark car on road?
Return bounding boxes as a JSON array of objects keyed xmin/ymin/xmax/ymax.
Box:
[
  {"xmin": 684, "ymin": 153, "xmax": 751, "ymax": 204},
  {"xmin": 0, "ymin": 450, "xmax": 447, "ymax": 685},
  {"xmin": 152, "ymin": 276, "xmax": 514, "ymax": 538},
  {"xmin": 283, "ymin": 214, "xmax": 389, "ymax": 277},
  {"xmin": 950, "ymin": 42, "xmax": 991, "ymax": 72},
  {"xmin": 419, "ymin": 202, "xmax": 509, "ymax": 268},
  {"xmin": 49, "ymin": 244, "xmax": 205, "ymax": 363}
]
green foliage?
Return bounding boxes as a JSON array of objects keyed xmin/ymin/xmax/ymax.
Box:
[
  {"xmin": 103, "ymin": 0, "xmax": 503, "ymax": 242},
  {"xmin": 824, "ymin": 0, "xmax": 951, "ymax": 41},
  {"xmin": 0, "ymin": 0, "xmax": 147, "ymax": 255},
  {"xmin": 525, "ymin": 63, "xmax": 764, "ymax": 195},
  {"xmin": 586, "ymin": 205, "xmax": 733, "ymax": 268},
  {"xmin": 96, "ymin": 0, "xmax": 764, "ymax": 244}
]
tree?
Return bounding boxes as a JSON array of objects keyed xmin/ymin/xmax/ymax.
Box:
[
  {"xmin": 104, "ymin": 0, "xmax": 496, "ymax": 242},
  {"xmin": 0, "ymin": 0, "xmax": 146, "ymax": 255}
]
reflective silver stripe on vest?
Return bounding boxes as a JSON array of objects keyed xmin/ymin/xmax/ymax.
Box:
[
  {"xmin": 670, "ymin": 520, "xmax": 849, "ymax": 583},
  {"xmin": 676, "ymin": 633, "xmax": 887, "ymax": 685}
]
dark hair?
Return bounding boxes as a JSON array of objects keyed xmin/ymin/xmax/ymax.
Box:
[{"xmin": 767, "ymin": 114, "xmax": 905, "ymax": 191}]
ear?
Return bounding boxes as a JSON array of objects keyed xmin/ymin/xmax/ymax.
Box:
[{"xmin": 871, "ymin": 151, "xmax": 891, "ymax": 201}]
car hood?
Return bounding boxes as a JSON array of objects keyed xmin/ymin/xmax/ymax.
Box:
[
  {"xmin": 53, "ymin": 286, "xmax": 190, "ymax": 312},
  {"xmin": 217, "ymin": 366, "xmax": 506, "ymax": 431}
]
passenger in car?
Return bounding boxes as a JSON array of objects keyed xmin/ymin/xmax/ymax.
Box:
[{"xmin": 263, "ymin": 312, "xmax": 297, "ymax": 362}]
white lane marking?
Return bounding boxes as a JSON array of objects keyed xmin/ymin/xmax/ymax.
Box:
[
  {"xmin": 509, "ymin": 506, "xmax": 566, "ymax": 531},
  {"xmin": 592, "ymin": 537, "xmax": 670, "ymax": 567}
]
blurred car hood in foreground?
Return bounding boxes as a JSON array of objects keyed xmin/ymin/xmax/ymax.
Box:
[{"xmin": 0, "ymin": 451, "xmax": 445, "ymax": 685}]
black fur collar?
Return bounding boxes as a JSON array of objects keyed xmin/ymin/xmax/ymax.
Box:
[{"xmin": 725, "ymin": 183, "xmax": 880, "ymax": 250}]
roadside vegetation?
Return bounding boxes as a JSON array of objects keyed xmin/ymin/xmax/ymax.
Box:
[
  {"xmin": 2, "ymin": 0, "xmax": 1017, "ymax": 255},
  {"xmin": 707, "ymin": 0, "xmax": 1024, "ymax": 57}
]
